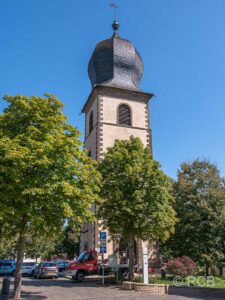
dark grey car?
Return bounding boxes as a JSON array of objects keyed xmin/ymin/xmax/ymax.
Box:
[{"xmin": 33, "ymin": 262, "xmax": 58, "ymax": 279}]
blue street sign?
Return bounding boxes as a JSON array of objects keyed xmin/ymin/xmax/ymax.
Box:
[
  {"xmin": 100, "ymin": 231, "xmax": 107, "ymax": 240},
  {"xmin": 100, "ymin": 246, "xmax": 107, "ymax": 254}
]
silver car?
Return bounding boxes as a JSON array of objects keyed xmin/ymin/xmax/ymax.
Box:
[{"xmin": 34, "ymin": 262, "xmax": 58, "ymax": 279}]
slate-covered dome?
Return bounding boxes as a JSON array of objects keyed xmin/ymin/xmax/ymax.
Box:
[{"xmin": 88, "ymin": 21, "xmax": 143, "ymax": 91}]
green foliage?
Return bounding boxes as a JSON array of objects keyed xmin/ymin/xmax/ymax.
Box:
[
  {"xmin": 0, "ymin": 94, "xmax": 101, "ymax": 297},
  {"xmin": 25, "ymin": 229, "xmax": 60, "ymax": 260},
  {"xmin": 0, "ymin": 222, "xmax": 17, "ymax": 259},
  {"xmin": 98, "ymin": 137, "xmax": 176, "ymax": 241},
  {"xmin": 0, "ymin": 94, "xmax": 101, "ymax": 232},
  {"xmin": 162, "ymin": 159, "xmax": 225, "ymax": 269},
  {"xmin": 98, "ymin": 137, "xmax": 177, "ymax": 277},
  {"xmin": 25, "ymin": 224, "xmax": 80, "ymax": 260},
  {"xmin": 53, "ymin": 225, "xmax": 80, "ymax": 260}
]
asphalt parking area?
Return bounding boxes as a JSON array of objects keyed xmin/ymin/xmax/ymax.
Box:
[{"xmin": 0, "ymin": 276, "xmax": 224, "ymax": 300}]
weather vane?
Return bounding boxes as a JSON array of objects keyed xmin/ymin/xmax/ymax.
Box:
[{"xmin": 110, "ymin": 3, "xmax": 119, "ymax": 20}]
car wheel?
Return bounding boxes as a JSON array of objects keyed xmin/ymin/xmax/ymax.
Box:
[
  {"xmin": 30, "ymin": 270, "xmax": 34, "ymax": 277},
  {"xmin": 76, "ymin": 271, "xmax": 85, "ymax": 282},
  {"xmin": 11, "ymin": 271, "xmax": 15, "ymax": 276},
  {"xmin": 54, "ymin": 276, "xmax": 58, "ymax": 279}
]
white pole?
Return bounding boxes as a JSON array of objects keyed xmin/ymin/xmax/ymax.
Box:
[
  {"xmin": 102, "ymin": 253, "xmax": 105, "ymax": 285},
  {"xmin": 143, "ymin": 247, "xmax": 148, "ymax": 285}
]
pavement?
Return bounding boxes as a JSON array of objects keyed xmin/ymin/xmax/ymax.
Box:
[{"xmin": 0, "ymin": 276, "xmax": 224, "ymax": 300}]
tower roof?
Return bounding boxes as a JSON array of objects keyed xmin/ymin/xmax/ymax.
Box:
[{"xmin": 88, "ymin": 21, "xmax": 144, "ymax": 91}]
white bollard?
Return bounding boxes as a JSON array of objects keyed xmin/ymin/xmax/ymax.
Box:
[{"xmin": 143, "ymin": 247, "xmax": 149, "ymax": 285}]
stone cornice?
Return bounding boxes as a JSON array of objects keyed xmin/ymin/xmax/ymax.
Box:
[{"xmin": 81, "ymin": 85, "xmax": 154, "ymax": 114}]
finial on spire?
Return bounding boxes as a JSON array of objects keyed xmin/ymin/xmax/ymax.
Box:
[
  {"xmin": 112, "ymin": 20, "xmax": 119, "ymax": 31},
  {"xmin": 110, "ymin": 3, "xmax": 120, "ymax": 35}
]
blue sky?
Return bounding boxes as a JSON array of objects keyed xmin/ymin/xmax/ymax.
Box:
[{"xmin": 0, "ymin": 0, "xmax": 225, "ymax": 179}]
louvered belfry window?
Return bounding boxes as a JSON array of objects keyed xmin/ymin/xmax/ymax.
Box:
[{"xmin": 118, "ymin": 104, "xmax": 131, "ymax": 126}]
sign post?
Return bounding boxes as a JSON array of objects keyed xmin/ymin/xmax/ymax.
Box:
[
  {"xmin": 99, "ymin": 232, "xmax": 107, "ymax": 285},
  {"xmin": 143, "ymin": 247, "xmax": 149, "ymax": 285},
  {"xmin": 101, "ymin": 253, "xmax": 105, "ymax": 285}
]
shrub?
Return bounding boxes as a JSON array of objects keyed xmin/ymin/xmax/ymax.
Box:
[{"xmin": 167, "ymin": 256, "xmax": 196, "ymax": 277}]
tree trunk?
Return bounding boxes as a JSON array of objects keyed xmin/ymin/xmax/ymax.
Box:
[
  {"xmin": 14, "ymin": 219, "xmax": 27, "ymax": 300},
  {"xmin": 128, "ymin": 237, "xmax": 135, "ymax": 280},
  {"xmin": 205, "ymin": 263, "xmax": 210, "ymax": 277}
]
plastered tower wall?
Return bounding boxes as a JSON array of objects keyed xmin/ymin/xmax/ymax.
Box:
[
  {"xmin": 80, "ymin": 86, "xmax": 152, "ymax": 258},
  {"xmin": 100, "ymin": 94, "xmax": 151, "ymax": 154}
]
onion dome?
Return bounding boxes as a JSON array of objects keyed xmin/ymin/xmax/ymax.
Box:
[{"xmin": 88, "ymin": 21, "xmax": 143, "ymax": 91}]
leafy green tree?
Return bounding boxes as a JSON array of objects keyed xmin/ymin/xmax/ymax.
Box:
[
  {"xmin": 28, "ymin": 224, "xmax": 80, "ymax": 261},
  {"xmin": 0, "ymin": 222, "xmax": 17, "ymax": 259},
  {"xmin": 53, "ymin": 224, "xmax": 80, "ymax": 260},
  {"xmin": 98, "ymin": 137, "xmax": 177, "ymax": 279},
  {"xmin": 0, "ymin": 94, "xmax": 101, "ymax": 299},
  {"xmin": 218, "ymin": 219, "xmax": 225, "ymax": 275},
  {"xmin": 25, "ymin": 229, "xmax": 60, "ymax": 261},
  {"xmin": 162, "ymin": 159, "xmax": 225, "ymax": 275}
]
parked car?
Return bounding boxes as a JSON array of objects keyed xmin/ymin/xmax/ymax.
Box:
[
  {"xmin": 0, "ymin": 261, "xmax": 16, "ymax": 276},
  {"xmin": 0, "ymin": 259, "xmax": 15, "ymax": 264},
  {"xmin": 21, "ymin": 262, "xmax": 37, "ymax": 276},
  {"xmin": 33, "ymin": 262, "xmax": 58, "ymax": 279}
]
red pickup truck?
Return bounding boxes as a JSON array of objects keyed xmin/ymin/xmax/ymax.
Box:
[
  {"xmin": 66, "ymin": 250, "xmax": 129, "ymax": 281},
  {"xmin": 66, "ymin": 250, "xmax": 99, "ymax": 281}
]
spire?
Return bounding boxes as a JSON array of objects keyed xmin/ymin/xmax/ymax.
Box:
[{"xmin": 110, "ymin": 3, "xmax": 120, "ymax": 37}]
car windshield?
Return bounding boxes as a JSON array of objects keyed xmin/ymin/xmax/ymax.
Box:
[
  {"xmin": 22, "ymin": 262, "xmax": 35, "ymax": 266},
  {"xmin": 77, "ymin": 252, "xmax": 93, "ymax": 262},
  {"xmin": 2, "ymin": 263, "xmax": 13, "ymax": 267},
  {"xmin": 76, "ymin": 252, "xmax": 87, "ymax": 262},
  {"xmin": 43, "ymin": 263, "xmax": 56, "ymax": 267}
]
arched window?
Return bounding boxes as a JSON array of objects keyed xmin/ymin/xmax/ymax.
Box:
[
  {"xmin": 118, "ymin": 104, "xmax": 131, "ymax": 126},
  {"xmin": 89, "ymin": 111, "xmax": 93, "ymax": 133}
]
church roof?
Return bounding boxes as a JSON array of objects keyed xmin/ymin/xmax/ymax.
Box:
[{"xmin": 88, "ymin": 21, "xmax": 144, "ymax": 91}]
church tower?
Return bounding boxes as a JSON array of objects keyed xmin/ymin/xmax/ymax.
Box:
[{"xmin": 80, "ymin": 20, "xmax": 153, "ymax": 258}]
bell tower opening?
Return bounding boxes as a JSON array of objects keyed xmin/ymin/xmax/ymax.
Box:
[{"xmin": 118, "ymin": 104, "xmax": 132, "ymax": 126}]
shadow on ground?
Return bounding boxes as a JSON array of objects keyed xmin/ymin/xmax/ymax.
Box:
[
  {"xmin": 1, "ymin": 277, "xmax": 224, "ymax": 300},
  {"xmin": 20, "ymin": 291, "xmax": 47, "ymax": 300},
  {"xmin": 0, "ymin": 292, "xmax": 47, "ymax": 300},
  {"xmin": 21, "ymin": 277, "xmax": 115, "ymax": 288}
]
